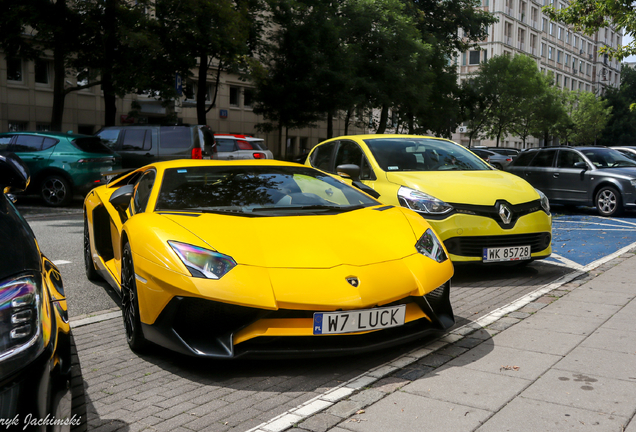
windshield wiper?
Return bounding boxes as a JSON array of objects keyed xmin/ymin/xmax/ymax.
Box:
[{"xmin": 252, "ymin": 204, "xmax": 365, "ymax": 212}]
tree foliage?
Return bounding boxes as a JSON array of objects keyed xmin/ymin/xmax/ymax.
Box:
[{"xmin": 598, "ymin": 66, "xmax": 636, "ymax": 146}]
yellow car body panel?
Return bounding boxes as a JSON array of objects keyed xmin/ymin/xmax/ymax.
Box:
[{"xmin": 306, "ymin": 135, "xmax": 553, "ymax": 263}]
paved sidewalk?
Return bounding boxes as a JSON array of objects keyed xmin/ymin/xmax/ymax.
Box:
[{"xmin": 255, "ymin": 251, "xmax": 636, "ymax": 432}]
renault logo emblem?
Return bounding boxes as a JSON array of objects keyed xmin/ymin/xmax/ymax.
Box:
[
  {"xmin": 346, "ymin": 277, "xmax": 360, "ymax": 287},
  {"xmin": 498, "ymin": 203, "xmax": 512, "ymax": 224}
]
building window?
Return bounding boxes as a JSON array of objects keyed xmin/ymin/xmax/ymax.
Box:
[
  {"xmin": 469, "ymin": 50, "xmax": 481, "ymax": 64},
  {"xmin": 244, "ymin": 88, "xmax": 253, "ymax": 108},
  {"xmin": 35, "ymin": 59, "xmax": 50, "ymax": 85},
  {"xmin": 77, "ymin": 69, "xmax": 89, "ymax": 87},
  {"xmin": 571, "ymin": 79, "xmax": 576, "ymax": 90},
  {"xmin": 484, "ymin": 50, "xmax": 488, "ymax": 62},
  {"xmin": 462, "ymin": 52, "xmax": 466, "ymax": 65},
  {"xmin": 566, "ymin": 31, "xmax": 570, "ymax": 44},
  {"xmin": 548, "ymin": 46, "xmax": 553, "ymax": 60},
  {"xmin": 565, "ymin": 54, "xmax": 570, "ymax": 65},
  {"xmin": 587, "ymin": 64, "xmax": 591, "ymax": 76},
  {"xmin": 6, "ymin": 58, "xmax": 23, "ymax": 82},
  {"xmin": 556, "ymin": 74, "xmax": 561, "ymax": 85},
  {"xmin": 541, "ymin": 43, "xmax": 546, "ymax": 57},
  {"xmin": 549, "ymin": 22, "xmax": 554, "ymax": 35},
  {"xmin": 8, "ymin": 122, "xmax": 27, "ymax": 131},
  {"xmin": 36, "ymin": 123, "xmax": 51, "ymax": 131},
  {"xmin": 542, "ymin": 18, "xmax": 547, "ymax": 31},
  {"xmin": 557, "ymin": 27, "xmax": 563, "ymax": 40},
  {"xmin": 557, "ymin": 50, "xmax": 562, "ymax": 63},
  {"xmin": 229, "ymin": 86, "xmax": 240, "ymax": 107},
  {"xmin": 564, "ymin": 77, "xmax": 569, "ymax": 88}
]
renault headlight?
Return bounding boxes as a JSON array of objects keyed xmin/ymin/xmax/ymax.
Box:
[
  {"xmin": 169, "ymin": 241, "xmax": 236, "ymax": 279},
  {"xmin": 398, "ymin": 186, "xmax": 453, "ymax": 215},
  {"xmin": 416, "ymin": 229, "xmax": 448, "ymax": 263},
  {"xmin": 0, "ymin": 275, "xmax": 45, "ymax": 376},
  {"xmin": 536, "ymin": 189, "xmax": 550, "ymax": 214}
]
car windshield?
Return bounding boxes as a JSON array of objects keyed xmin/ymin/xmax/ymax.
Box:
[
  {"xmin": 155, "ymin": 165, "xmax": 378, "ymax": 215},
  {"xmin": 364, "ymin": 138, "xmax": 491, "ymax": 172},
  {"xmin": 581, "ymin": 148, "xmax": 636, "ymax": 168}
]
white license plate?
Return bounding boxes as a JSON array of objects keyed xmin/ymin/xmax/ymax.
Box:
[
  {"xmin": 313, "ymin": 305, "xmax": 406, "ymax": 335},
  {"xmin": 483, "ymin": 245, "xmax": 531, "ymax": 262}
]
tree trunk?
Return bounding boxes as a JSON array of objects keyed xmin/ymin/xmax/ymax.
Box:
[
  {"xmin": 102, "ymin": 0, "xmax": 118, "ymax": 126},
  {"xmin": 376, "ymin": 104, "xmax": 389, "ymax": 134},
  {"xmin": 408, "ymin": 114, "xmax": 414, "ymax": 134},
  {"xmin": 278, "ymin": 122, "xmax": 284, "ymax": 159},
  {"xmin": 327, "ymin": 111, "xmax": 333, "ymax": 139},
  {"xmin": 197, "ymin": 52, "xmax": 209, "ymax": 125},
  {"xmin": 344, "ymin": 108, "xmax": 352, "ymax": 135},
  {"xmin": 50, "ymin": 0, "xmax": 68, "ymax": 131}
]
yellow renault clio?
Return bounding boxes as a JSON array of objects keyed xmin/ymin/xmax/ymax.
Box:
[{"xmin": 306, "ymin": 135, "xmax": 552, "ymax": 264}]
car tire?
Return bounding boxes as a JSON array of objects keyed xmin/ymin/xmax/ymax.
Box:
[
  {"xmin": 121, "ymin": 242, "xmax": 149, "ymax": 352},
  {"xmin": 84, "ymin": 216, "xmax": 102, "ymax": 281},
  {"xmin": 595, "ymin": 186, "xmax": 623, "ymax": 217},
  {"xmin": 41, "ymin": 175, "xmax": 73, "ymax": 207},
  {"xmin": 70, "ymin": 333, "xmax": 88, "ymax": 432}
]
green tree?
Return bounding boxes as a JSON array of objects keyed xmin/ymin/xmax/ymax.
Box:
[
  {"xmin": 570, "ymin": 91, "xmax": 612, "ymax": 145},
  {"xmin": 511, "ymin": 74, "xmax": 556, "ymax": 148},
  {"xmin": 531, "ymin": 84, "xmax": 568, "ymax": 147},
  {"xmin": 598, "ymin": 66, "xmax": 636, "ymax": 146},
  {"xmin": 471, "ymin": 54, "xmax": 547, "ymax": 147}
]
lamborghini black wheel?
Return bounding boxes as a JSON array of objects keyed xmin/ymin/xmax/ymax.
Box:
[
  {"xmin": 83, "ymin": 216, "xmax": 101, "ymax": 281},
  {"xmin": 121, "ymin": 242, "xmax": 148, "ymax": 352}
]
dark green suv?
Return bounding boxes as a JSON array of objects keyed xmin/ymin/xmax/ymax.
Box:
[{"xmin": 0, "ymin": 131, "xmax": 121, "ymax": 206}]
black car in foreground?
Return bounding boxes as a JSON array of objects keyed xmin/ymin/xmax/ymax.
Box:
[
  {"xmin": 507, "ymin": 146, "xmax": 636, "ymax": 216},
  {"xmin": 0, "ymin": 153, "xmax": 85, "ymax": 431}
]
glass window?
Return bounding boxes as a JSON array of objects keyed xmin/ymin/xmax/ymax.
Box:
[
  {"xmin": 0, "ymin": 135, "xmax": 14, "ymax": 151},
  {"xmin": 244, "ymin": 89, "xmax": 253, "ymax": 108},
  {"xmin": 511, "ymin": 151, "xmax": 537, "ymax": 167},
  {"xmin": 97, "ymin": 129, "xmax": 121, "ymax": 149},
  {"xmin": 13, "ymin": 135, "xmax": 45, "ymax": 152},
  {"xmin": 122, "ymin": 129, "xmax": 151, "ymax": 151},
  {"xmin": 72, "ymin": 137, "xmax": 112, "ymax": 154},
  {"xmin": 469, "ymin": 50, "xmax": 481, "ymax": 64},
  {"xmin": 133, "ymin": 170, "xmax": 156, "ymax": 214},
  {"xmin": 556, "ymin": 150, "xmax": 586, "ymax": 168},
  {"xmin": 335, "ymin": 141, "xmax": 364, "ymax": 168},
  {"xmin": 215, "ymin": 138, "xmax": 237, "ymax": 153},
  {"xmin": 160, "ymin": 126, "xmax": 191, "ymax": 148},
  {"xmin": 229, "ymin": 86, "xmax": 240, "ymax": 107},
  {"xmin": 364, "ymin": 138, "xmax": 490, "ymax": 172},
  {"xmin": 155, "ymin": 166, "xmax": 378, "ymax": 214},
  {"xmin": 310, "ymin": 141, "xmax": 336, "ymax": 171},
  {"xmin": 35, "ymin": 59, "xmax": 49, "ymax": 84},
  {"xmin": 6, "ymin": 58, "xmax": 22, "ymax": 82},
  {"xmin": 529, "ymin": 149, "xmax": 556, "ymax": 167},
  {"xmin": 8, "ymin": 122, "xmax": 27, "ymax": 132}
]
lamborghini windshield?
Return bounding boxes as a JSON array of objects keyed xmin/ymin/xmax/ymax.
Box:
[
  {"xmin": 155, "ymin": 165, "xmax": 379, "ymax": 215},
  {"xmin": 365, "ymin": 138, "xmax": 491, "ymax": 172}
]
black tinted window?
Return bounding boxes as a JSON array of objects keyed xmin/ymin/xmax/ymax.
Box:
[
  {"xmin": 529, "ymin": 150, "xmax": 556, "ymax": 167},
  {"xmin": 122, "ymin": 129, "xmax": 151, "ymax": 151},
  {"xmin": 335, "ymin": 141, "xmax": 363, "ymax": 168},
  {"xmin": 556, "ymin": 150, "xmax": 585, "ymax": 168},
  {"xmin": 98, "ymin": 129, "xmax": 121, "ymax": 149},
  {"xmin": 216, "ymin": 139, "xmax": 237, "ymax": 152},
  {"xmin": 311, "ymin": 142, "xmax": 336, "ymax": 171},
  {"xmin": 133, "ymin": 170, "xmax": 156, "ymax": 213},
  {"xmin": 160, "ymin": 127, "xmax": 192, "ymax": 148},
  {"xmin": 72, "ymin": 137, "xmax": 113, "ymax": 154},
  {"xmin": 0, "ymin": 136, "xmax": 14, "ymax": 151},
  {"xmin": 510, "ymin": 151, "xmax": 537, "ymax": 167},
  {"xmin": 13, "ymin": 135, "xmax": 44, "ymax": 152}
]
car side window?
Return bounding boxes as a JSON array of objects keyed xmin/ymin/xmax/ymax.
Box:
[
  {"xmin": 216, "ymin": 139, "xmax": 237, "ymax": 152},
  {"xmin": 0, "ymin": 136, "xmax": 14, "ymax": 151},
  {"xmin": 122, "ymin": 129, "xmax": 152, "ymax": 151},
  {"xmin": 529, "ymin": 150, "xmax": 556, "ymax": 167},
  {"xmin": 98, "ymin": 129, "xmax": 121, "ymax": 149},
  {"xmin": 133, "ymin": 170, "xmax": 156, "ymax": 214},
  {"xmin": 510, "ymin": 151, "xmax": 537, "ymax": 167},
  {"xmin": 556, "ymin": 150, "xmax": 585, "ymax": 168},
  {"xmin": 12, "ymin": 135, "xmax": 45, "ymax": 152},
  {"xmin": 335, "ymin": 141, "xmax": 363, "ymax": 169},
  {"xmin": 311, "ymin": 141, "xmax": 336, "ymax": 171},
  {"xmin": 236, "ymin": 140, "xmax": 252, "ymax": 150}
]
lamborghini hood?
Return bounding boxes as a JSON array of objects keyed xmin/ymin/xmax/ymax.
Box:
[
  {"xmin": 386, "ymin": 170, "xmax": 539, "ymax": 206},
  {"xmin": 162, "ymin": 206, "xmax": 422, "ymax": 268}
]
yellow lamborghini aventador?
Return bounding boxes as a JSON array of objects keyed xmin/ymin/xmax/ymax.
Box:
[
  {"xmin": 306, "ymin": 135, "xmax": 552, "ymax": 264},
  {"xmin": 83, "ymin": 160, "xmax": 454, "ymax": 358}
]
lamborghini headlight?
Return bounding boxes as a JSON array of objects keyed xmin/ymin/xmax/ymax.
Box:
[
  {"xmin": 168, "ymin": 241, "xmax": 236, "ymax": 279},
  {"xmin": 398, "ymin": 186, "xmax": 453, "ymax": 215},
  {"xmin": 0, "ymin": 275, "xmax": 45, "ymax": 376},
  {"xmin": 416, "ymin": 229, "xmax": 448, "ymax": 263},
  {"xmin": 536, "ymin": 188, "xmax": 550, "ymax": 214}
]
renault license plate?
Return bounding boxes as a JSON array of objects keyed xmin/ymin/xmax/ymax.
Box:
[
  {"xmin": 313, "ymin": 305, "xmax": 406, "ymax": 335},
  {"xmin": 483, "ymin": 245, "xmax": 531, "ymax": 262}
]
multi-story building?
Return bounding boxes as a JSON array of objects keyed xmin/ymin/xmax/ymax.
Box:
[
  {"xmin": 453, "ymin": 0, "xmax": 622, "ymax": 148},
  {"xmin": 0, "ymin": 54, "xmax": 365, "ymax": 159}
]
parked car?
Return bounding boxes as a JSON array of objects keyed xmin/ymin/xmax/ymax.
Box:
[
  {"xmin": 0, "ymin": 131, "xmax": 121, "ymax": 206},
  {"xmin": 0, "ymin": 152, "xmax": 86, "ymax": 430},
  {"xmin": 471, "ymin": 148, "xmax": 515, "ymax": 170},
  {"xmin": 84, "ymin": 159, "xmax": 454, "ymax": 358},
  {"xmin": 212, "ymin": 134, "xmax": 274, "ymax": 160},
  {"xmin": 306, "ymin": 135, "xmax": 552, "ymax": 264},
  {"xmin": 96, "ymin": 124, "xmax": 215, "ymax": 168},
  {"xmin": 612, "ymin": 146, "xmax": 636, "ymax": 161},
  {"xmin": 484, "ymin": 147, "xmax": 520, "ymax": 157},
  {"xmin": 506, "ymin": 146, "xmax": 636, "ymax": 216}
]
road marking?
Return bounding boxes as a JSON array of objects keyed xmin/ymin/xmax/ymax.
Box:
[
  {"xmin": 548, "ymin": 253, "xmax": 585, "ymax": 271},
  {"xmin": 53, "ymin": 260, "xmax": 72, "ymax": 265}
]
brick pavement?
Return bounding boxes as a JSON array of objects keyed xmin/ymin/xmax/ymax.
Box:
[{"xmin": 72, "ymin": 260, "xmax": 576, "ymax": 432}]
